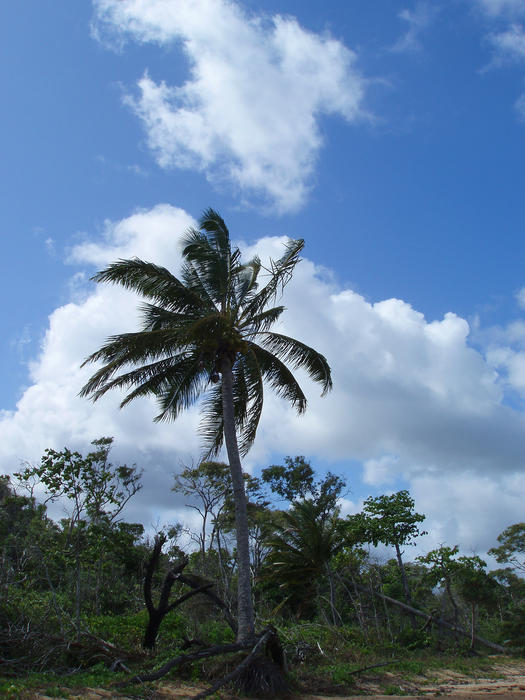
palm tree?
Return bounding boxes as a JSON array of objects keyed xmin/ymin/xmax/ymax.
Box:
[
  {"xmin": 263, "ymin": 498, "xmax": 346, "ymax": 622},
  {"xmin": 80, "ymin": 208, "xmax": 332, "ymax": 644}
]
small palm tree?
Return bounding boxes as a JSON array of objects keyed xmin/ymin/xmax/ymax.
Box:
[
  {"xmin": 264, "ymin": 499, "xmax": 346, "ymax": 622},
  {"xmin": 80, "ymin": 209, "xmax": 332, "ymax": 643}
]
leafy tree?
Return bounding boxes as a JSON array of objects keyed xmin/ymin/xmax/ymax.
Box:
[
  {"xmin": 16, "ymin": 437, "xmax": 141, "ymax": 526},
  {"xmin": 491, "ymin": 567, "xmax": 525, "ymax": 606},
  {"xmin": 417, "ymin": 545, "xmax": 462, "ymax": 629},
  {"xmin": 489, "ymin": 523, "xmax": 525, "ymax": 574},
  {"xmin": 15, "ymin": 438, "xmax": 142, "ymax": 630},
  {"xmin": 80, "ymin": 209, "xmax": 332, "ymax": 643},
  {"xmin": 261, "ymin": 456, "xmax": 315, "ymax": 501},
  {"xmin": 262, "ymin": 456, "xmax": 346, "ymax": 513},
  {"xmin": 349, "ymin": 490, "xmax": 426, "ymax": 610},
  {"xmin": 0, "ymin": 476, "xmax": 57, "ymax": 594},
  {"xmin": 172, "ymin": 461, "xmax": 232, "ymax": 573},
  {"xmin": 419, "ymin": 548, "xmax": 499, "ymax": 647},
  {"xmin": 454, "ymin": 555, "xmax": 499, "ymax": 649},
  {"xmin": 377, "ymin": 559, "xmax": 435, "ymax": 613},
  {"xmin": 173, "ymin": 460, "xmax": 266, "ymax": 599}
]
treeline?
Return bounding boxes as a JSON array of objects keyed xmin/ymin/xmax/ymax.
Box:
[{"xmin": 1, "ymin": 441, "xmax": 525, "ymax": 677}]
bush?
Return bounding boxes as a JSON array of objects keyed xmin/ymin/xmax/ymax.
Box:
[
  {"xmin": 86, "ymin": 609, "xmax": 188, "ymax": 650},
  {"xmin": 501, "ymin": 602, "xmax": 525, "ymax": 649}
]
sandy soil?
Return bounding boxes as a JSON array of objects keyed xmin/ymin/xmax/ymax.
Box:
[
  {"xmin": 27, "ymin": 659, "xmax": 525, "ymax": 699},
  {"xmin": 300, "ymin": 660, "xmax": 525, "ymax": 699}
]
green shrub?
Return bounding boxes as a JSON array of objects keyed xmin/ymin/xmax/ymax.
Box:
[
  {"xmin": 501, "ymin": 602, "xmax": 525, "ymax": 649},
  {"xmin": 199, "ymin": 619, "xmax": 235, "ymax": 645},
  {"xmin": 86, "ymin": 609, "xmax": 188, "ymax": 650},
  {"xmin": 395, "ymin": 627, "xmax": 431, "ymax": 650}
]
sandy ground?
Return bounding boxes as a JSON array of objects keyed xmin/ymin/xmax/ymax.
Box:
[
  {"xmin": 26, "ymin": 659, "xmax": 525, "ymax": 699},
  {"xmin": 299, "ymin": 661, "xmax": 525, "ymax": 699}
]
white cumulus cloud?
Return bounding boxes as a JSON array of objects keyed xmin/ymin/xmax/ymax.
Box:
[{"xmin": 92, "ymin": 0, "xmax": 368, "ymax": 213}]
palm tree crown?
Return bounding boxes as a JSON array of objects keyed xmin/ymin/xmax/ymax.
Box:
[
  {"xmin": 264, "ymin": 498, "xmax": 346, "ymax": 620},
  {"xmin": 80, "ymin": 208, "xmax": 332, "ymax": 456}
]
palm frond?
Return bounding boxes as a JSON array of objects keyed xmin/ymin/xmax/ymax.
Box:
[
  {"xmin": 181, "ymin": 258, "xmax": 220, "ymax": 312},
  {"xmin": 121, "ymin": 361, "xmax": 202, "ymax": 411},
  {"xmin": 80, "ymin": 354, "xmax": 189, "ymax": 403},
  {"xmin": 197, "ymin": 208, "xmax": 231, "ymax": 260},
  {"xmin": 247, "ymin": 341, "xmax": 308, "ymax": 413},
  {"xmin": 234, "ymin": 350, "xmax": 264, "ymax": 456},
  {"xmin": 154, "ymin": 354, "xmax": 210, "ymax": 422},
  {"xmin": 139, "ymin": 303, "xmax": 199, "ymax": 331},
  {"xmin": 258, "ymin": 332, "xmax": 332, "ymax": 395},
  {"xmin": 181, "ymin": 210, "xmax": 238, "ymax": 309},
  {"xmin": 199, "ymin": 384, "xmax": 224, "ymax": 457},
  {"xmin": 80, "ymin": 329, "xmax": 191, "ymax": 369},
  {"xmin": 92, "ymin": 259, "xmax": 203, "ymax": 312},
  {"xmin": 232, "ymin": 256, "xmax": 261, "ymax": 310},
  {"xmin": 238, "ymin": 238, "xmax": 304, "ymax": 323},
  {"xmin": 239, "ymin": 305, "xmax": 285, "ymax": 335}
]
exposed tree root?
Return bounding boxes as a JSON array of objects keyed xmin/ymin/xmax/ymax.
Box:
[
  {"xmin": 121, "ymin": 626, "xmax": 287, "ymax": 698},
  {"xmin": 191, "ymin": 627, "xmax": 274, "ymax": 699}
]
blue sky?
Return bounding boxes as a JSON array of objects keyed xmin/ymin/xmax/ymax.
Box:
[{"xmin": 2, "ymin": 0, "xmax": 525, "ymax": 557}]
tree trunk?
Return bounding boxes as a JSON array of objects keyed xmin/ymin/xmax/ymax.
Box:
[
  {"xmin": 445, "ymin": 578, "xmax": 461, "ymax": 642},
  {"xmin": 144, "ymin": 610, "xmax": 164, "ymax": 650},
  {"xmin": 220, "ymin": 355, "xmax": 255, "ymax": 645},
  {"xmin": 470, "ymin": 602, "xmax": 476, "ymax": 651},
  {"xmin": 326, "ymin": 564, "xmax": 340, "ymax": 626},
  {"xmin": 394, "ymin": 542, "xmax": 417, "ymax": 629},
  {"xmin": 75, "ymin": 543, "xmax": 81, "ymax": 640}
]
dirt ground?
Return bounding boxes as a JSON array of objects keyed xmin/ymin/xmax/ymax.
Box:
[
  {"xmin": 26, "ymin": 658, "xmax": 525, "ymax": 699},
  {"xmin": 300, "ymin": 660, "xmax": 525, "ymax": 699}
]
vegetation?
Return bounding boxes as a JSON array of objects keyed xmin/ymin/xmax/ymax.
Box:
[{"xmin": 2, "ymin": 442, "xmax": 525, "ymax": 697}]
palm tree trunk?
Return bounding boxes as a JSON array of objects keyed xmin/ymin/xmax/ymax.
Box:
[{"xmin": 220, "ymin": 355, "xmax": 256, "ymax": 645}]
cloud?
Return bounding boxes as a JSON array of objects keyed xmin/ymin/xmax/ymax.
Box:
[
  {"xmin": 92, "ymin": 0, "xmax": 368, "ymax": 213},
  {"xmin": 481, "ymin": 21, "xmax": 525, "ymax": 122},
  {"xmin": 391, "ymin": 2, "xmax": 438, "ymax": 53},
  {"xmin": 363, "ymin": 455, "xmax": 399, "ymax": 486},
  {"xmin": 2, "ymin": 204, "xmax": 525, "ymax": 554},
  {"xmin": 411, "ymin": 471, "xmax": 525, "ymax": 555},
  {"xmin": 476, "ymin": 0, "xmax": 525, "ymax": 18},
  {"xmin": 516, "ymin": 286, "xmax": 525, "ymax": 309},
  {"xmin": 488, "ymin": 23, "xmax": 525, "ymax": 64},
  {"xmin": 485, "ymin": 312, "xmax": 525, "ymax": 398},
  {"xmin": 516, "ymin": 89, "xmax": 525, "ymax": 119}
]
